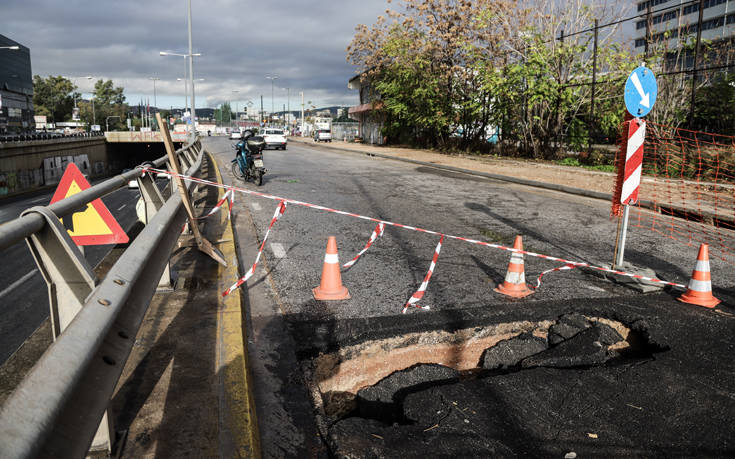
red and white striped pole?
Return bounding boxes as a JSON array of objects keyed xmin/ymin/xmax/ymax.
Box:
[{"xmin": 615, "ymin": 118, "xmax": 645, "ymax": 267}]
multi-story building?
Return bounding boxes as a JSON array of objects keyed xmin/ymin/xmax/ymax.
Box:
[
  {"xmin": 0, "ymin": 34, "xmax": 34, "ymax": 134},
  {"xmin": 624, "ymin": 0, "xmax": 735, "ymax": 68}
]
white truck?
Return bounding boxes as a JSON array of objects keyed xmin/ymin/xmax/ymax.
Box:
[{"xmin": 312, "ymin": 117, "xmax": 332, "ymax": 142}]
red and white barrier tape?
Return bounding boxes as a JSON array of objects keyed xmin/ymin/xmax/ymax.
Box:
[
  {"xmin": 194, "ymin": 188, "xmax": 233, "ymax": 220},
  {"xmin": 343, "ymin": 222, "xmax": 385, "ymax": 268},
  {"xmin": 403, "ymin": 235, "xmax": 444, "ymax": 314},
  {"xmin": 532, "ymin": 263, "xmax": 577, "ymax": 289},
  {"xmin": 145, "ymin": 167, "xmax": 688, "ymax": 292},
  {"xmin": 222, "ymin": 200, "xmax": 287, "ymax": 297}
]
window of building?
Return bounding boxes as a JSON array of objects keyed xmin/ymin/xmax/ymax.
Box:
[
  {"xmin": 701, "ymin": 15, "xmax": 725, "ymax": 31},
  {"xmin": 663, "ymin": 10, "xmax": 678, "ymax": 21},
  {"xmin": 635, "ymin": 38, "xmax": 647, "ymax": 48},
  {"xmin": 727, "ymin": 13, "xmax": 735, "ymax": 25},
  {"xmin": 683, "ymin": 3, "xmax": 698, "ymax": 15},
  {"xmin": 637, "ymin": 20, "xmax": 647, "ymax": 29}
]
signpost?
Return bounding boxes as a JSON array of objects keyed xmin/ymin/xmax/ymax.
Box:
[{"xmin": 614, "ymin": 65, "xmax": 657, "ymax": 268}]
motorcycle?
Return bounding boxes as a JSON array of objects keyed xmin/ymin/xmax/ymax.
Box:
[{"xmin": 231, "ymin": 131, "xmax": 267, "ymax": 186}]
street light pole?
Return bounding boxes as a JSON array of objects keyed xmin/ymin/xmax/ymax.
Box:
[
  {"xmin": 105, "ymin": 116, "xmax": 120, "ymax": 132},
  {"xmin": 266, "ymin": 74, "xmax": 278, "ymax": 123},
  {"xmin": 231, "ymin": 89, "xmax": 240, "ymax": 129},
  {"xmin": 162, "ymin": 51, "xmax": 200, "ymax": 136},
  {"xmin": 282, "ymin": 87, "xmax": 290, "ymax": 130},
  {"xmin": 187, "ymin": 0, "xmax": 197, "ymax": 138},
  {"xmin": 149, "ymin": 77, "xmax": 160, "ymax": 130},
  {"xmin": 300, "ymin": 91, "xmax": 304, "ymax": 135}
]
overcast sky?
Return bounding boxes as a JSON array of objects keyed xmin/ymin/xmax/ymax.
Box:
[{"xmin": 3, "ymin": 0, "xmax": 391, "ymax": 111}]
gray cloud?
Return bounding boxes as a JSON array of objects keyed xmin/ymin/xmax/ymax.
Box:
[{"xmin": 3, "ymin": 0, "xmax": 389, "ymax": 109}]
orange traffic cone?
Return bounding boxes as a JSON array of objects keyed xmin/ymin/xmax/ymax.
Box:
[
  {"xmin": 678, "ymin": 243, "xmax": 720, "ymax": 308},
  {"xmin": 494, "ymin": 235, "xmax": 533, "ymax": 298},
  {"xmin": 313, "ymin": 236, "xmax": 351, "ymax": 300}
]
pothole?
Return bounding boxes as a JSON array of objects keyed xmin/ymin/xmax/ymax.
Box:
[{"xmin": 305, "ymin": 314, "xmax": 667, "ymax": 422}]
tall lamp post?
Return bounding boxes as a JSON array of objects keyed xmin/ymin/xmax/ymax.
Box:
[
  {"xmin": 149, "ymin": 77, "xmax": 160, "ymax": 130},
  {"xmin": 231, "ymin": 89, "xmax": 240, "ymax": 129},
  {"xmin": 105, "ymin": 116, "xmax": 120, "ymax": 132},
  {"xmin": 160, "ymin": 51, "xmax": 201, "ymax": 136},
  {"xmin": 266, "ymin": 74, "xmax": 278, "ymax": 124},
  {"xmin": 282, "ymin": 87, "xmax": 290, "ymax": 130}
]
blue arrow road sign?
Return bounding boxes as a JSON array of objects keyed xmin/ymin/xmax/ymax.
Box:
[{"xmin": 625, "ymin": 66, "xmax": 657, "ymax": 118}]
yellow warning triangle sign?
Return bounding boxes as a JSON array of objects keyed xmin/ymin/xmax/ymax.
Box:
[{"xmin": 50, "ymin": 163, "xmax": 129, "ymax": 246}]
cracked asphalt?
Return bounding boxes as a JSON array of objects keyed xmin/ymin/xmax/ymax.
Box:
[{"xmin": 205, "ymin": 137, "xmax": 735, "ymax": 457}]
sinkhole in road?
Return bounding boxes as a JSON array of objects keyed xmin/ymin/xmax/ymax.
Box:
[{"xmin": 305, "ymin": 314, "xmax": 667, "ymax": 423}]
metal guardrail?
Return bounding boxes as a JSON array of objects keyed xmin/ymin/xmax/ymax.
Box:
[{"xmin": 0, "ymin": 137, "xmax": 204, "ymax": 458}]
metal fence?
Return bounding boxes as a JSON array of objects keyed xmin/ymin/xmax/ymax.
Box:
[
  {"xmin": 543, "ymin": 0, "xmax": 735, "ymax": 148},
  {"xmin": 0, "ymin": 136, "xmax": 203, "ymax": 457},
  {"xmin": 332, "ymin": 122, "xmax": 359, "ymax": 142}
]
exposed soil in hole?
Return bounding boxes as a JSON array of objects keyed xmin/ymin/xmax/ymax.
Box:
[{"xmin": 306, "ymin": 314, "xmax": 666, "ymax": 421}]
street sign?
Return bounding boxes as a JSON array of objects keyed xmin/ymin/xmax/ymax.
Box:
[
  {"xmin": 621, "ymin": 119, "xmax": 645, "ymax": 205},
  {"xmin": 50, "ymin": 163, "xmax": 129, "ymax": 246},
  {"xmin": 624, "ymin": 65, "xmax": 657, "ymax": 118}
]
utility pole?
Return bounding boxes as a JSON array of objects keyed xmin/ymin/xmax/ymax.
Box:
[{"xmin": 260, "ymin": 95, "xmax": 264, "ymax": 125}]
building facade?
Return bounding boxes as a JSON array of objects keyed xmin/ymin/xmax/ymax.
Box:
[
  {"xmin": 624, "ymin": 0, "xmax": 735, "ymax": 67},
  {"xmin": 0, "ymin": 34, "xmax": 34, "ymax": 135},
  {"xmin": 347, "ymin": 74, "xmax": 385, "ymax": 145}
]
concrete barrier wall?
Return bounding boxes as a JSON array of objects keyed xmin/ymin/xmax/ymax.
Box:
[{"xmin": 0, "ymin": 137, "xmax": 108, "ymax": 197}]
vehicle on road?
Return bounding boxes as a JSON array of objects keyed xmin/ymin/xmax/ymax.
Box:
[
  {"xmin": 262, "ymin": 128, "xmax": 287, "ymax": 150},
  {"xmin": 313, "ymin": 129, "xmax": 332, "ymax": 142},
  {"xmin": 232, "ymin": 130, "xmax": 267, "ymax": 186},
  {"xmin": 123, "ymin": 168, "xmax": 139, "ymax": 189},
  {"xmin": 230, "ymin": 130, "xmax": 242, "ymax": 140}
]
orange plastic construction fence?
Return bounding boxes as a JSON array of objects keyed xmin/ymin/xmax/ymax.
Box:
[{"xmin": 612, "ymin": 121, "xmax": 735, "ymax": 265}]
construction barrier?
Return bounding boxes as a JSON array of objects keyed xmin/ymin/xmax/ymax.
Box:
[
  {"xmin": 142, "ymin": 166, "xmax": 710, "ymax": 313},
  {"xmin": 612, "ymin": 121, "xmax": 735, "ymax": 265}
]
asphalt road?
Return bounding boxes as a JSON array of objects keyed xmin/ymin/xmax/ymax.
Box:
[
  {"xmin": 209, "ymin": 137, "xmax": 734, "ymax": 320},
  {"xmin": 206, "ymin": 136, "xmax": 735, "ymax": 457},
  {"xmin": 0, "ymin": 182, "xmax": 145, "ymax": 364}
]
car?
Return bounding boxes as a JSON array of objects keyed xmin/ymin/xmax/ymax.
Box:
[
  {"xmin": 261, "ymin": 128, "xmax": 287, "ymax": 150},
  {"xmin": 230, "ymin": 130, "xmax": 242, "ymax": 140},
  {"xmin": 314, "ymin": 129, "xmax": 332, "ymax": 142},
  {"xmin": 123, "ymin": 168, "xmax": 140, "ymax": 189}
]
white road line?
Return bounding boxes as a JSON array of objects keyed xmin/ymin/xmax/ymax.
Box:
[
  {"xmin": 270, "ymin": 242, "xmax": 286, "ymax": 259},
  {"xmin": 30, "ymin": 197, "xmax": 48, "ymax": 204},
  {"xmin": 117, "ymin": 204, "xmax": 127, "ymax": 211},
  {"xmin": 0, "ymin": 269, "xmax": 39, "ymax": 300},
  {"xmin": 251, "ymin": 202, "xmax": 261, "ymax": 211}
]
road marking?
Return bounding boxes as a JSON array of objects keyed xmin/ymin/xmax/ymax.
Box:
[
  {"xmin": 30, "ymin": 197, "xmax": 48, "ymax": 204},
  {"xmin": 270, "ymin": 242, "xmax": 286, "ymax": 258},
  {"xmin": 251, "ymin": 202, "xmax": 261, "ymax": 211},
  {"xmin": 117, "ymin": 204, "xmax": 127, "ymax": 211},
  {"xmin": 0, "ymin": 269, "xmax": 39, "ymax": 300}
]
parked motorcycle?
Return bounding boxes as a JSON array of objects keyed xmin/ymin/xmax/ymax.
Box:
[{"xmin": 231, "ymin": 130, "xmax": 267, "ymax": 186}]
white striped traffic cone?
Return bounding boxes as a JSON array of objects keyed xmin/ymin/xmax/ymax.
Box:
[
  {"xmin": 678, "ymin": 243, "xmax": 720, "ymax": 308},
  {"xmin": 313, "ymin": 236, "xmax": 351, "ymax": 300},
  {"xmin": 494, "ymin": 235, "xmax": 533, "ymax": 298}
]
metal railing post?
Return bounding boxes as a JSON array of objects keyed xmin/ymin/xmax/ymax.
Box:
[
  {"xmin": 20, "ymin": 206, "xmax": 114, "ymax": 453},
  {"xmin": 137, "ymin": 172, "xmax": 173, "ymax": 290}
]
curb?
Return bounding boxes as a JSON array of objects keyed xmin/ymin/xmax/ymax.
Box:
[{"xmin": 208, "ymin": 151, "xmax": 262, "ymax": 458}]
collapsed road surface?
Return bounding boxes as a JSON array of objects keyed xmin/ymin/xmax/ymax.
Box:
[{"xmin": 205, "ymin": 137, "xmax": 735, "ymax": 457}]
